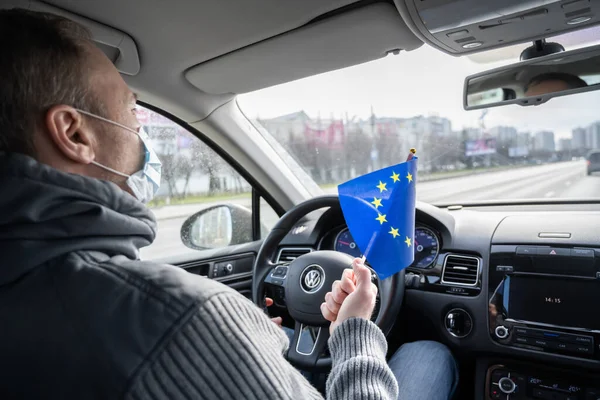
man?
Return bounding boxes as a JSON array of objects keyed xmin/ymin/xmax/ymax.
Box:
[
  {"xmin": 524, "ymin": 72, "xmax": 588, "ymax": 97},
  {"xmin": 0, "ymin": 8, "xmax": 457, "ymax": 399}
]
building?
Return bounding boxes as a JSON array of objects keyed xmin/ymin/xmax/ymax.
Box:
[
  {"xmin": 461, "ymin": 127, "xmax": 482, "ymax": 141},
  {"xmin": 558, "ymin": 138, "xmax": 572, "ymax": 151},
  {"xmin": 407, "ymin": 115, "xmax": 452, "ymax": 137},
  {"xmin": 586, "ymin": 122, "xmax": 600, "ymax": 151},
  {"xmin": 517, "ymin": 132, "xmax": 532, "ymax": 149},
  {"xmin": 534, "ymin": 131, "xmax": 555, "ymax": 152},
  {"xmin": 572, "ymin": 127, "xmax": 587, "ymax": 150},
  {"xmin": 490, "ymin": 126, "xmax": 518, "ymax": 145},
  {"xmin": 258, "ymin": 111, "xmax": 310, "ymax": 144}
]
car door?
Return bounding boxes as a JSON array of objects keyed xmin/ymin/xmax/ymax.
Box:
[{"xmin": 138, "ymin": 103, "xmax": 283, "ymax": 300}]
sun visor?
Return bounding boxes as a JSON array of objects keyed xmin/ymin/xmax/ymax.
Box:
[
  {"xmin": 1, "ymin": 0, "xmax": 140, "ymax": 75},
  {"xmin": 185, "ymin": 3, "xmax": 422, "ymax": 95},
  {"xmin": 395, "ymin": 0, "xmax": 600, "ymax": 55}
]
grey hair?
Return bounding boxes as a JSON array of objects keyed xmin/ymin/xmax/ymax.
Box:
[{"xmin": 0, "ymin": 8, "xmax": 104, "ymax": 156}]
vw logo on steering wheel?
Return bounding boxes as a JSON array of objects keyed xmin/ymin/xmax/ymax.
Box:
[{"xmin": 300, "ymin": 265, "xmax": 325, "ymax": 293}]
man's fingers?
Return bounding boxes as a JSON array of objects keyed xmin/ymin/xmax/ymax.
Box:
[
  {"xmin": 331, "ymin": 286, "xmax": 349, "ymax": 303},
  {"xmin": 270, "ymin": 316, "xmax": 282, "ymax": 327},
  {"xmin": 339, "ymin": 275, "xmax": 356, "ymax": 293},
  {"xmin": 265, "ymin": 297, "xmax": 274, "ymax": 307},
  {"xmin": 325, "ymin": 292, "xmax": 341, "ymax": 314},
  {"xmin": 320, "ymin": 302, "xmax": 337, "ymax": 322},
  {"xmin": 353, "ymin": 262, "xmax": 373, "ymax": 290},
  {"xmin": 332, "ymin": 278, "xmax": 355, "ymax": 296},
  {"xmin": 342, "ymin": 268, "xmax": 355, "ymax": 284}
]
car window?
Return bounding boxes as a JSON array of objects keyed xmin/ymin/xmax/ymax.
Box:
[
  {"xmin": 238, "ymin": 30, "xmax": 600, "ymax": 205},
  {"xmin": 137, "ymin": 105, "xmax": 277, "ymax": 261},
  {"xmin": 589, "ymin": 153, "xmax": 600, "ymax": 163}
]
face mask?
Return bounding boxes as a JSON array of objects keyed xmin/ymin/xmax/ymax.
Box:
[{"xmin": 76, "ymin": 109, "xmax": 162, "ymax": 203}]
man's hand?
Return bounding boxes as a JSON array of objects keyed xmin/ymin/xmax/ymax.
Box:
[
  {"xmin": 320, "ymin": 258, "xmax": 378, "ymax": 334},
  {"xmin": 265, "ymin": 297, "xmax": 282, "ymax": 327}
]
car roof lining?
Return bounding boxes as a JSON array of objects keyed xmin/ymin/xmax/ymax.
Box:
[
  {"xmin": 1, "ymin": 0, "xmax": 423, "ymax": 124},
  {"xmin": 185, "ymin": 3, "xmax": 423, "ymax": 95},
  {"xmin": 7, "ymin": 0, "xmax": 599, "ymax": 124}
]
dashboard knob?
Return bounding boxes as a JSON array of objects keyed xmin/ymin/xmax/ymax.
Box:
[
  {"xmin": 495, "ymin": 325, "xmax": 509, "ymax": 339},
  {"xmin": 444, "ymin": 308, "xmax": 473, "ymax": 338},
  {"xmin": 498, "ymin": 377, "xmax": 516, "ymax": 394}
]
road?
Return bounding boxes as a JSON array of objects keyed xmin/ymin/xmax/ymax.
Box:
[
  {"xmin": 141, "ymin": 161, "xmax": 592, "ymax": 261},
  {"xmin": 415, "ymin": 160, "xmax": 589, "ymax": 204}
]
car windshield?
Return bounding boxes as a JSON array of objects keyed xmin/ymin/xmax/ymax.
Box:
[{"xmin": 238, "ymin": 29, "xmax": 600, "ymax": 204}]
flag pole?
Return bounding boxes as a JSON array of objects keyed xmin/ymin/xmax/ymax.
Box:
[{"xmin": 359, "ymin": 148, "xmax": 416, "ymax": 266}]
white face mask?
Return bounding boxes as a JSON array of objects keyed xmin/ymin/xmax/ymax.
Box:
[{"xmin": 76, "ymin": 109, "xmax": 162, "ymax": 203}]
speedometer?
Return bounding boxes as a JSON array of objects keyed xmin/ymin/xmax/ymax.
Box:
[
  {"xmin": 413, "ymin": 226, "xmax": 440, "ymax": 268},
  {"xmin": 334, "ymin": 228, "xmax": 362, "ymax": 258},
  {"xmin": 334, "ymin": 226, "xmax": 439, "ymax": 268}
]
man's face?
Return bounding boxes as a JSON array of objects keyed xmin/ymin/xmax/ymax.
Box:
[
  {"xmin": 524, "ymin": 79, "xmax": 572, "ymax": 97},
  {"xmin": 83, "ymin": 43, "xmax": 144, "ymax": 186}
]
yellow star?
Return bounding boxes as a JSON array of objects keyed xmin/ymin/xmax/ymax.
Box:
[
  {"xmin": 376, "ymin": 214, "xmax": 387, "ymax": 224},
  {"xmin": 376, "ymin": 181, "xmax": 387, "ymax": 192},
  {"xmin": 390, "ymin": 171, "xmax": 400, "ymax": 183},
  {"xmin": 389, "ymin": 227, "xmax": 399, "ymax": 238},
  {"xmin": 406, "ymin": 172, "xmax": 413, "ymax": 183},
  {"xmin": 371, "ymin": 197, "xmax": 383, "ymax": 209},
  {"xmin": 405, "ymin": 236, "xmax": 412, "ymax": 247}
]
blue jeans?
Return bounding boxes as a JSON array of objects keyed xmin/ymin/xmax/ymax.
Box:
[
  {"xmin": 388, "ymin": 340, "xmax": 459, "ymax": 400},
  {"xmin": 283, "ymin": 328, "xmax": 458, "ymax": 399}
]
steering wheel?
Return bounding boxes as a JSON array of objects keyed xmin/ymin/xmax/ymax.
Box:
[{"xmin": 252, "ymin": 195, "xmax": 404, "ymax": 370}]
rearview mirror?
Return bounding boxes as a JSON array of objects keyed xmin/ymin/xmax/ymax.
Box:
[
  {"xmin": 464, "ymin": 44, "xmax": 600, "ymax": 110},
  {"xmin": 180, "ymin": 204, "xmax": 256, "ymax": 250}
]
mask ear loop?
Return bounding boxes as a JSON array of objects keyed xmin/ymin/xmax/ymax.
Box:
[
  {"xmin": 90, "ymin": 161, "xmax": 130, "ymax": 178},
  {"xmin": 75, "ymin": 108, "xmax": 160, "ymax": 203},
  {"xmin": 75, "ymin": 109, "xmax": 141, "ymax": 136},
  {"xmin": 75, "ymin": 108, "xmax": 144, "ymax": 179}
]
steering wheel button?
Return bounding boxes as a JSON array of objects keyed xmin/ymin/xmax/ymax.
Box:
[{"xmin": 270, "ymin": 278, "xmax": 284, "ymax": 286}]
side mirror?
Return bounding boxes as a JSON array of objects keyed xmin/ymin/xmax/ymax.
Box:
[{"xmin": 180, "ymin": 203, "xmax": 264, "ymax": 250}]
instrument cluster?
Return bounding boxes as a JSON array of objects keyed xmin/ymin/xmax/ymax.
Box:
[{"xmin": 333, "ymin": 225, "xmax": 440, "ymax": 269}]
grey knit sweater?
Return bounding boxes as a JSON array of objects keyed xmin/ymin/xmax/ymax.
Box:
[
  {"xmin": 126, "ymin": 286, "xmax": 400, "ymax": 399},
  {"xmin": 0, "ymin": 152, "xmax": 399, "ymax": 399}
]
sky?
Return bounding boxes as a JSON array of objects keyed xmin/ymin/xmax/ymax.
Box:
[{"xmin": 238, "ymin": 32, "xmax": 600, "ymax": 141}]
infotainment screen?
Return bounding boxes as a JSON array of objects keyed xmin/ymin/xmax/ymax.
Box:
[{"xmin": 506, "ymin": 275, "xmax": 600, "ymax": 331}]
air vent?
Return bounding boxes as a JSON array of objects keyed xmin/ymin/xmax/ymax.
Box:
[
  {"xmin": 442, "ymin": 255, "xmax": 480, "ymax": 286},
  {"xmin": 277, "ymin": 248, "xmax": 313, "ymax": 263}
]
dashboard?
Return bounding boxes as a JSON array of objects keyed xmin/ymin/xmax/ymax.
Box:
[
  {"xmin": 331, "ymin": 225, "xmax": 440, "ymax": 269},
  {"xmin": 273, "ymin": 201, "xmax": 600, "ymax": 399}
]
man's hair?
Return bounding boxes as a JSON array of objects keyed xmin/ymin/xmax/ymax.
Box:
[
  {"xmin": 525, "ymin": 72, "xmax": 588, "ymax": 93},
  {"xmin": 0, "ymin": 9, "xmax": 100, "ymax": 156}
]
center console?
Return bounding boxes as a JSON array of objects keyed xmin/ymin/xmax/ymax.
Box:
[
  {"xmin": 484, "ymin": 244, "xmax": 600, "ymax": 399},
  {"xmin": 478, "ymin": 359, "xmax": 600, "ymax": 400}
]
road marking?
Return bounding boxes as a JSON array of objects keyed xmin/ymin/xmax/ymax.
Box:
[{"xmin": 545, "ymin": 191, "xmax": 555, "ymax": 197}]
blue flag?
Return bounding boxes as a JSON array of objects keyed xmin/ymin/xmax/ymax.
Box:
[{"xmin": 338, "ymin": 157, "xmax": 417, "ymax": 279}]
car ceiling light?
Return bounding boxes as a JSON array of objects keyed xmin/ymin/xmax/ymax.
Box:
[
  {"xmin": 463, "ymin": 41, "xmax": 483, "ymax": 49},
  {"xmin": 567, "ymin": 16, "xmax": 592, "ymax": 25}
]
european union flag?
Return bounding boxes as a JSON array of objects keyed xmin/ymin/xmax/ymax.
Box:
[{"xmin": 338, "ymin": 157, "xmax": 417, "ymax": 279}]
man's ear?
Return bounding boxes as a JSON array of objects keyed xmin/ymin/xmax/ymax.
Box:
[{"xmin": 44, "ymin": 105, "xmax": 95, "ymax": 164}]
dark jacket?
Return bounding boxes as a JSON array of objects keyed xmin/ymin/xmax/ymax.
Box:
[{"xmin": 0, "ymin": 152, "xmax": 396, "ymax": 399}]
